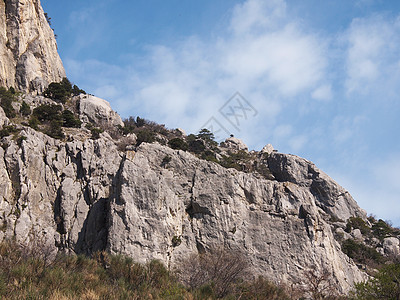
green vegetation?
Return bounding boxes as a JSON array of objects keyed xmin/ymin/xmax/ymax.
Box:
[
  {"xmin": 19, "ymin": 101, "xmax": 31, "ymax": 116},
  {"xmin": 345, "ymin": 217, "xmax": 370, "ymax": 235},
  {"xmin": 168, "ymin": 137, "xmax": 188, "ymax": 151},
  {"xmin": 341, "ymin": 239, "xmax": 385, "ymax": 267},
  {"xmin": 0, "ymin": 241, "xmax": 295, "ymax": 299},
  {"xmin": 371, "ymin": 218, "xmax": 400, "ymax": 241},
  {"xmin": 135, "ymin": 128, "xmax": 156, "ymax": 146},
  {"xmin": 46, "ymin": 119, "xmax": 64, "ymax": 139},
  {"xmin": 0, "ymin": 87, "xmax": 16, "ymax": 118},
  {"xmin": 0, "ymin": 125, "xmax": 20, "ymax": 138},
  {"xmin": 43, "ymin": 78, "xmax": 85, "ymax": 103},
  {"xmin": 62, "ymin": 109, "xmax": 81, "ymax": 128},
  {"xmin": 353, "ymin": 263, "xmax": 400, "ymax": 299},
  {"xmin": 30, "ymin": 104, "xmax": 81, "ymax": 139}
]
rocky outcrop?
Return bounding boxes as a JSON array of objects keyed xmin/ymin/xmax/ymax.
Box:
[
  {"xmin": 0, "ymin": 107, "xmax": 9, "ymax": 128},
  {"xmin": 220, "ymin": 137, "xmax": 248, "ymax": 151},
  {"xmin": 0, "ymin": 120, "xmax": 367, "ymax": 293},
  {"xmin": 0, "ymin": 0, "xmax": 65, "ymax": 92},
  {"xmin": 267, "ymin": 153, "xmax": 366, "ymax": 221},
  {"xmin": 78, "ymin": 94, "xmax": 124, "ymax": 127}
]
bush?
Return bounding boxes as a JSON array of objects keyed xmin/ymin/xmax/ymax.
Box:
[
  {"xmin": 0, "ymin": 125, "xmax": 20, "ymax": 138},
  {"xmin": 90, "ymin": 127, "xmax": 103, "ymax": 139},
  {"xmin": 0, "ymin": 87, "xmax": 16, "ymax": 118},
  {"xmin": 136, "ymin": 129, "xmax": 156, "ymax": 146},
  {"xmin": 72, "ymin": 84, "xmax": 85, "ymax": 96},
  {"xmin": 43, "ymin": 78, "xmax": 73, "ymax": 103},
  {"xmin": 28, "ymin": 115, "xmax": 40, "ymax": 130},
  {"xmin": 46, "ymin": 119, "xmax": 64, "ymax": 139},
  {"xmin": 62, "ymin": 110, "xmax": 81, "ymax": 128},
  {"xmin": 43, "ymin": 78, "xmax": 85, "ymax": 103},
  {"xmin": 33, "ymin": 104, "xmax": 62, "ymax": 123},
  {"xmin": 341, "ymin": 239, "xmax": 385, "ymax": 267},
  {"xmin": 345, "ymin": 217, "xmax": 370, "ymax": 235},
  {"xmin": 353, "ymin": 263, "xmax": 400, "ymax": 299},
  {"xmin": 168, "ymin": 138, "xmax": 188, "ymax": 151},
  {"xmin": 188, "ymin": 139, "xmax": 206, "ymax": 154},
  {"xmin": 371, "ymin": 219, "xmax": 399, "ymax": 241},
  {"xmin": 19, "ymin": 101, "xmax": 31, "ymax": 116},
  {"xmin": 177, "ymin": 248, "xmax": 248, "ymax": 298}
]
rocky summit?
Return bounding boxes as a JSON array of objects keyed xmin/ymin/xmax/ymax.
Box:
[{"xmin": 0, "ymin": 0, "xmax": 399, "ymax": 297}]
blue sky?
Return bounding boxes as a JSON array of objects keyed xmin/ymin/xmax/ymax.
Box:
[{"xmin": 41, "ymin": 0, "xmax": 400, "ymax": 226}]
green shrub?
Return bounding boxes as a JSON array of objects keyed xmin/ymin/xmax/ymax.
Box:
[
  {"xmin": 72, "ymin": 84, "xmax": 85, "ymax": 96},
  {"xmin": 188, "ymin": 139, "xmax": 206, "ymax": 154},
  {"xmin": 353, "ymin": 263, "xmax": 400, "ymax": 299},
  {"xmin": 62, "ymin": 110, "xmax": 81, "ymax": 128},
  {"xmin": 28, "ymin": 115, "xmax": 40, "ymax": 130},
  {"xmin": 0, "ymin": 125, "xmax": 19, "ymax": 138},
  {"xmin": 345, "ymin": 217, "xmax": 370, "ymax": 235},
  {"xmin": 168, "ymin": 138, "xmax": 188, "ymax": 151},
  {"xmin": 136, "ymin": 129, "xmax": 155, "ymax": 146},
  {"xmin": 19, "ymin": 101, "xmax": 31, "ymax": 116},
  {"xmin": 33, "ymin": 104, "xmax": 62, "ymax": 123},
  {"xmin": 90, "ymin": 127, "xmax": 103, "ymax": 140},
  {"xmin": 43, "ymin": 78, "xmax": 73, "ymax": 103},
  {"xmin": 46, "ymin": 119, "xmax": 64, "ymax": 139},
  {"xmin": 0, "ymin": 87, "xmax": 16, "ymax": 118},
  {"xmin": 371, "ymin": 219, "xmax": 398, "ymax": 241},
  {"xmin": 341, "ymin": 239, "xmax": 385, "ymax": 267}
]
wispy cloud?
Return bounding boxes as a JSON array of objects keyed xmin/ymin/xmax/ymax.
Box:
[
  {"xmin": 63, "ymin": 0, "xmax": 400, "ymax": 224},
  {"xmin": 67, "ymin": 0, "xmax": 327, "ymax": 146},
  {"xmin": 345, "ymin": 14, "xmax": 400, "ymax": 97}
]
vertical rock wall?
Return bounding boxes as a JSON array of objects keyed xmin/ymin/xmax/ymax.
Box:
[{"xmin": 0, "ymin": 0, "xmax": 65, "ymax": 92}]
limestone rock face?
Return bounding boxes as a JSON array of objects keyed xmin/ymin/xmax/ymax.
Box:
[
  {"xmin": 0, "ymin": 123, "xmax": 367, "ymax": 292},
  {"xmin": 0, "ymin": 0, "xmax": 65, "ymax": 92},
  {"xmin": 267, "ymin": 153, "xmax": 366, "ymax": 221},
  {"xmin": 0, "ymin": 106, "xmax": 9, "ymax": 128},
  {"xmin": 79, "ymin": 94, "xmax": 124, "ymax": 127},
  {"xmin": 107, "ymin": 143, "xmax": 366, "ymax": 293}
]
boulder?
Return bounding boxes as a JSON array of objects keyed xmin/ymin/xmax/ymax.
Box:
[
  {"xmin": 383, "ymin": 237, "xmax": 400, "ymax": 256},
  {"xmin": 220, "ymin": 137, "xmax": 248, "ymax": 151},
  {"xmin": 261, "ymin": 143, "xmax": 274, "ymax": 154},
  {"xmin": 79, "ymin": 94, "xmax": 124, "ymax": 127}
]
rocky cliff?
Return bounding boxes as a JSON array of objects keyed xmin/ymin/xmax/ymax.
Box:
[
  {"xmin": 1, "ymin": 0, "xmax": 399, "ymax": 295},
  {"xmin": 0, "ymin": 92, "xmax": 372, "ymax": 293},
  {"xmin": 0, "ymin": 0, "xmax": 65, "ymax": 92}
]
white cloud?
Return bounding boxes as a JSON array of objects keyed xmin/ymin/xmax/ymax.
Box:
[
  {"xmin": 345, "ymin": 15, "xmax": 400, "ymax": 95},
  {"xmin": 311, "ymin": 84, "xmax": 332, "ymax": 101},
  {"xmin": 230, "ymin": 0, "xmax": 287, "ymax": 35},
  {"xmin": 67, "ymin": 0, "xmax": 328, "ymax": 144}
]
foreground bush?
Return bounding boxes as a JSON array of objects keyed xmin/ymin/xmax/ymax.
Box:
[
  {"xmin": 0, "ymin": 241, "xmax": 297, "ymax": 299},
  {"xmin": 353, "ymin": 263, "xmax": 400, "ymax": 299}
]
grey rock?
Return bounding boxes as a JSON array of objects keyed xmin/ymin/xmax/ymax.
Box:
[
  {"xmin": 0, "ymin": 0, "xmax": 65, "ymax": 92},
  {"xmin": 352, "ymin": 229, "xmax": 363, "ymax": 241},
  {"xmin": 107, "ymin": 142, "xmax": 366, "ymax": 293},
  {"xmin": 220, "ymin": 137, "xmax": 248, "ymax": 151},
  {"xmin": 383, "ymin": 237, "xmax": 400, "ymax": 256},
  {"xmin": 261, "ymin": 143, "xmax": 274, "ymax": 154},
  {"xmin": 79, "ymin": 94, "xmax": 124, "ymax": 127},
  {"xmin": 0, "ymin": 106, "xmax": 9, "ymax": 128},
  {"xmin": 267, "ymin": 153, "xmax": 366, "ymax": 221}
]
